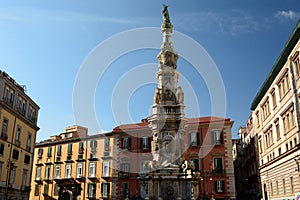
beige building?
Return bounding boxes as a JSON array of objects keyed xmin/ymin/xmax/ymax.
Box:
[
  {"xmin": 30, "ymin": 125, "xmax": 118, "ymax": 200},
  {"xmin": 0, "ymin": 70, "xmax": 40, "ymax": 200},
  {"xmin": 250, "ymin": 20, "xmax": 300, "ymax": 199}
]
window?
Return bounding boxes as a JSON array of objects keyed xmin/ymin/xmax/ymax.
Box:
[
  {"xmin": 214, "ymin": 180, "xmax": 224, "ymax": 193},
  {"xmin": 291, "ymin": 176, "xmax": 294, "ymax": 193},
  {"xmin": 88, "ymin": 183, "xmax": 96, "ymax": 198},
  {"xmin": 141, "ymin": 137, "xmax": 150, "ymax": 149},
  {"xmin": 15, "ymin": 126, "xmax": 21, "ymax": 146},
  {"xmin": 278, "ymin": 148, "xmax": 281, "ymax": 156},
  {"xmin": 38, "ymin": 148, "xmax": 43, "ymax": 158},
  {"xmin": 45, "ymin": 165, "xmax": 51, "ymax": 179},
  {"xmin": 271, "ymin": 90, "xmax": 277, "ymax": 109},
  {"xmin": 191, "ymin": 158, "xmax": 200, "ymax": 172},
  {"xmin": 1, "ymin": 118, "xmax": 9, "ymax": 140},
  {"xmin": 101, "ymin": 182, "xmax": 110, "ymax": 198},
  {"xmin": 105, "ymin": 138, "xmax": 110, "ymax": 151},
  {"xmin": 120, "ymin": 163, "xmax": 130, "ymax": 177},
  {"xmin": 212, "ymin": 130, "xmax": 222, "ymax": 145},
  {"xmin": 213, "ymin": 158, "xmax": 223, "ymax": 174},
  {"xmin": 276, "ymin": 180, "xmax": 279, "ymax": 195},
  {"xmin": 121, "ymin": 137, "xmax": 131, "ymax": 150},
  {"xmin": 34, "ymin": 184, "xmax": 40, "ymax": 196},
  {"xmin": 36, "ymin": 166, "xmax": 41, "ymax": 180},
  {"xmin": 0, "ymin": 143, "xmax": 4, "ymax": 156},
  {"xmin": 264, "ymin": 128, "xmax": 273, "ymax": 149},
  {"xmin": 21, "ymin": 170, "xmax": 27, "ymax": 190},
  {"xmin": 275, "ymin": 121, "xmax": 280, "ymax": 140},
  {"xmin": 282, "ymin": 107, "xmax": 296, "ymax": 133},
  {"xmin": 0, "ymin": 163, "xmax": 2, "ymax": 180},
  {"xmin": 24, "ymin": 154, "xmax": 30, "ymax": 164},
  {"xmin": 292, "ymin": 52, "xmax": 300, "ymax": 77},
  {"xmin": 258, "ymin": 137, "xmax": 262, "ymax": 154},
  {"xmin": 79, "ymin": 142, "xmax": 84, "ymax": 154},
  {"xmin": 122, "ymin": 182, "xmax": 128, "ymax": 196},
  {"xmin": 189, "ymin": 132, "xmax": 199, "ymax": 146},
  {"xmin": 256, "ymin": 111, "xmax": 260, "ymax": 128},
  {"xmin": 44, "ymin": 184, "xmax": 49, "ymax": 195},
  {"xmin": 262, "ymin": 98, "xmax": 270, "ymax": 120},
  {"xmin": 68, "ymin": 144, "xmax": 72, "ymax": 155},
  {"xmin": 54, "ymin": 184, "xmax": 58, "ymax": 196},
  {"xmin": 57, "ymin": 145, "xmax": 61, "ymax": 156},
  {"xmin": 28, "ymin": 105, "xmax": 37, "ymax": 123},
  {"xmin": 55, "ymin": 165, "xmax": 60, "ymax": 179},
  {"xmin": 26, "ymin": 133, "xmax": 31, "ymax": 152},
  {"xmin": 90, "ymin": 140, "xmax": 97, "ymax": 151},
  {"xmin": 3, "ymin": 84, "xmax": 14, "ymax": 106},
  {"xmin": 47, "ymin": 146, "xmax": 52, "ymax": 157},
  {"xmin": 278, "ymin": 72, "xmax": 290, "ymax": 99},
  {"xmin": 9, "ymin": 167, "xmax": 16, "ymax": 185},
  {"xmin": 76, "ymin": 163, "xmax": 83, "ymax": 178},
  {"xmin": 89, "ymin": 162, "xmax": 96, "ymax": 178},
  {"xmin": 17, "ymin": 95, "xmax": 27, "ymax": 115},
  {"xmin": 270, "ymin": 182, "xmax": 273, "ymax": 196},
  {"xmin": 283, "ymin": 179, "xmax": 286, "ymax": 194},
  {"xmin": 65, "ymin": 163, "xmax": 72, "ymax": 178},
  {"xmin": 102, "ymin": 161, "xmax": 110, "ymax": 177},
  {"xmin": 12, "ymin": 149, "xmax": 19, "ymax": 160}
]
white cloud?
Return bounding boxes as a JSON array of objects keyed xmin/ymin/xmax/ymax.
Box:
[
  {"xmin": 175, "ymin": 10, "xmax": 259, "ymax": 35},
  {"xmin": 275, "ymin": 10, "xmax": 300, "ymax": 20}
]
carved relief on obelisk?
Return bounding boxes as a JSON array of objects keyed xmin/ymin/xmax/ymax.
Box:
[{"xmin": 148, "ymin": 4, "xmax": 186, "ymax": 169}]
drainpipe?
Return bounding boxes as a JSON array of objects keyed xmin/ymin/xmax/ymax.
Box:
[
  {"xmin": 5, "ymin": 116, "xmax": 17, "ymax": 200},
  {"xmin": 289, "ymin": 58, "xmax": 300, "ymax": 145}
]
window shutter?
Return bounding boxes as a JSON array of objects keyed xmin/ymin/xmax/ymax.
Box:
[
  {"xmin": 140, "ymin": 137, "xmax": 143, "ymax": 149},
  {"xmin": 107, "ymin": 183, "xmax": 110, "ymax": 197},
  {"xmin": 128, "ymin": 138, "xmax": 131, "ymax": 149},
  {"xmin": 214, "ymin": 181, "xmax": 218, "ymax": 192},
  {"xmin": 197, "ymin": 132, "xmax": 200, "ymax": 145}
]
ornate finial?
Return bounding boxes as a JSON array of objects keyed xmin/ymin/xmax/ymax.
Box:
[{"xmin": 162, "ymin": 4, "xmax": 171, "ymax": 23}]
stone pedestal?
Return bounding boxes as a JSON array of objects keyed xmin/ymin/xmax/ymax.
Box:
[{"xmin": 146, "ymin": 167, "xmax": 192, "ymax": 200}]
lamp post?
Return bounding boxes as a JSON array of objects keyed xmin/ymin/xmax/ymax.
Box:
[{"xmin": 5, "ymin": 160, "xmax": 14, "ymax": 200}]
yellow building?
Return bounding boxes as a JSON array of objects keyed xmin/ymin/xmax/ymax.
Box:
[
  {"xmin": 0, "ymin": 70, "xmax": 40, "ymax": 200},
  {"xmin": 30, "ymin": 125, "xmax": 117, "ymax": 200},
  {"xmin": 251, "ymin": 20, "xmax": 300, "ymax": 199}
]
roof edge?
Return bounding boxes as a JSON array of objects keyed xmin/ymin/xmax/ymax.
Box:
[{"xmin": 250, "ymin": 19, "xmax": 300, "ymax": 111}]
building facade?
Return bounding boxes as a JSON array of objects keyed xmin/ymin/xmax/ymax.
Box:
[
  {"xmin": 233, "ymin": 125, "xmax": 261, "ymax": 200},
  {"xmin": 0, "ymin": 70, "xmax": 40, "ymax": 200},
  {"xmin": 114, "ymin": 117, "xmax": 236, "ymax": 200},
  {"xmin": 250, "ymin": 20, "xmax": 300, "ymax": 200},
  {"xmin": 30, "ymin": 126, "xmax": 118, "ymax": 200}
]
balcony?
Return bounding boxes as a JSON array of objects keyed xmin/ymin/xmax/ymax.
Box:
[
  {"xmin": 1, "ymin": 133, "xmax": 8, "ymax": 140},
  {"xmin": 21, "ymin": 185, "xmax": 31, "ymax": 192},
  {"xmin": 88, "ymin": 174, "xmax": 100, "ymax": 182},
  {"xmin": 76, "ymin": 174, "xmax": 85, "ymax": 182},
  {"xmin": 119, "ymin": 172, "xmax": 130, "ymax": 178},
  {"xmin": 34, "ymin": 177, "xmax": 43, "ymax": 183},
  {"xmin": 65, "ymin": 155, "xmax": 74, "ymax": 163},
  {"xmin": 88, "ymin": 154, "xmax": 99, "ymax": 161},
  {"xmin": 54, "ymin": 157, "xmax": 63, "ymax": 164},
  {"xmin": 3, "ymin": 97, "xmax": 13, "ymax": 107},
  {"xmin": 212, "ymin": 169, "xmax": 226, "ymax": 176},
  {"xmin": 76, "ymin": 154, "xmax": 86, "ymax": 162},
  {"xmin": 15, "ymin": 140, "xmax": 21, "ymax": 147},
  {"xmin": 44, "ymin": 177, "xmax": 53, "ymax": 183}
]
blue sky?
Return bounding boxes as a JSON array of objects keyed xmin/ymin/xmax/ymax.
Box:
[{"xmin": 1, "ymin": 0, "xmax": 300, "ymax": 141}]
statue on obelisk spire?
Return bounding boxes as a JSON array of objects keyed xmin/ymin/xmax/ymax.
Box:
[{"xmin": 162, "ymin": 4, "xmax": 171, "ymax": 23}]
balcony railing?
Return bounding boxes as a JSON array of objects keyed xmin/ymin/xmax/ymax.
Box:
[{"xmin": 212, "ymin": 169, "xmax": 226, "ymax": 176}]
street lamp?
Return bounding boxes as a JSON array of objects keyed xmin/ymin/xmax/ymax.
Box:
[{"xmin": 5, "ymin": 160, "xmax": 14, "ymax": 200}]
